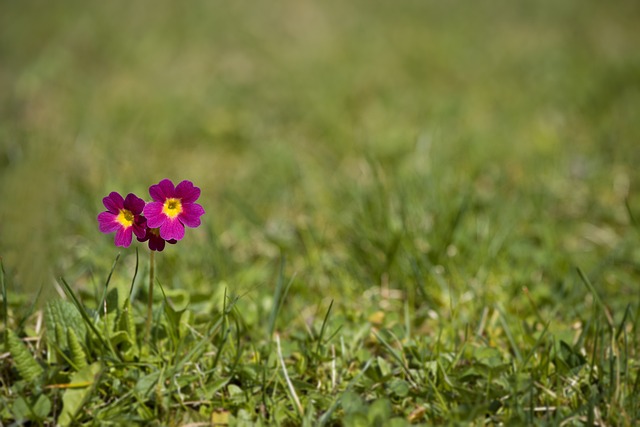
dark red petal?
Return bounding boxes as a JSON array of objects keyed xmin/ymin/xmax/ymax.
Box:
[
  {"xmin": 132, "ymin": 222, "xmax": 147, "ymax": 239},
  {"xmin": 103, "ymin": 192, "xmax": 124, "ymax": 213},
  {"xmin": 124, "ymin": 193, "xmax": 146, "ymax": 214},
  {"xmin": 175, "ymin": 181, "xmax": 201, "ymax": 204},
  {"xmin": 149, "ymin": 235, "xmax": 166, "ymax": 251}
]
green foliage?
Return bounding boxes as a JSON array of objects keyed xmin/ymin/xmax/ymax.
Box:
[
  {"xmin": 7, "ymin": 329, "xmax": 43, "ymax": 383},
  {"xmin": 58, "ymin": 362, "xmax": 102, "ymax": 426},
  {"xmin": 1, "ymin": 0, "xmax": 640, "ymax": 425},
  {"xmin": 44, "ymin": 299, "xmax": 86, "ymax": 363},
  {"xmin": 67, "ymin": 327, "xmax": 88, "ymax": 371}
]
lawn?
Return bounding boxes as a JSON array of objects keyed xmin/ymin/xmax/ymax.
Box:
[{"xmin": 1, "ymin": 0, "xmax": 639, "ymax": 425}]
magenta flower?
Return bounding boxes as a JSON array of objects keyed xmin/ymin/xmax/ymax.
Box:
[
  {"xmin": 143, "ymin": 179, "xmax": 205, "ymax": 241},
  {"xmin": 138, "ymin": 227, "xmax": 177, "ymax": 252},
  {"xmin": 98, "ymin": 192, "xmax": 147, "ymax": 247}
]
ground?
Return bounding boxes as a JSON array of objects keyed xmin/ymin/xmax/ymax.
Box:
[{"xmin": 1, "ymin": 0, "xmax": 639, "ymax": 425}]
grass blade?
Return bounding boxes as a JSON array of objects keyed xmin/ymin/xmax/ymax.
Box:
[
  {"xmin": 58, "ymin": 277, "xmax": 118, "ymax": 360},
  {"xmin": 1, "ymin": 257, "xmax": 7, "ymax": 347},
  {"xmin": 276, "ymin": 333, "xmax": 304, "ymax": 417},
  {"xmin": 95, "ymin": 254, "xmax": 120, "ymax": 322},
  {"xmin": 128, "ymin": 248, "xmax": 139, "ymax": 298},
  {"xmin": 577, "ymin": 267, "xmax": 613, "ymax": 329},
  {"xmin": 267, "ymin": 255, "xmax": 296, "ymax": 338},
  {"xmin": 315, "ymin": 299, "xmax": 334, "ymax": 356}
]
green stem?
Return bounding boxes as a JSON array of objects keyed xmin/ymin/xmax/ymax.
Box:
[{"xmin": 145, "ymin": 250, "xmax": 155, "ymax": 340}]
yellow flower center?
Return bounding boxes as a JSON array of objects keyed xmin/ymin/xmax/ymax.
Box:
[
  {"xmin": 116, "ymin": 209, "xmax": 134, "ymax": 227},
  {"xmin": 162, "ymin": 198, "xmax": 183, "ymax": 219}
]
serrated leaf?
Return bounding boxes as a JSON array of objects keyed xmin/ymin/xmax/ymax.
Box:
[
  {"xmin": 44, "ymin": 300, "xmax": 86, "ymax": 351},
  {"xmin": 7, "ymin": 329, "xmax": 43, "ymax": 382},
  {"xmin": 58, "ymin": 362, "xmax": 101, "ymax": 427},
  {"xmin": 109, "ymin": 330, "xmax": 132, "ymax": 347},
  {"xmin": 67, "ymin": 328, "xmax": 88, "ymax": 371},
  {"xmin": 117, "ymin": 299, "xmax": 139, "ymax": 360},
  {"xmin": 55, "ymin": 323, "xmax": 66, "ymax": 348},
  {"xmin": 51, "ymin": 323, "xmax": 66, "ymax": 364},
  {"xmin": 119, "ymin": 298, "xmax": 137, "ymax": 343}
]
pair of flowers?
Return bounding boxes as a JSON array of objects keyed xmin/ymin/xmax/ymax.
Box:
[{"xmin": 98, "ymin": 179, "xmax": 205, "ymax": 251}]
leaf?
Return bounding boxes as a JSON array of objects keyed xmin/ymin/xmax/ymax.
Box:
[
  {"xmin": 473, "ymin": 346, "xmax": 504, "ymax": 368},
  {"xmin": 44, "ymin": 299, "xmax": 87, "ymax": 351},
  {"xmin": 205, "ymin": 377, "xmax": 231, "ymax": 399},
  {"xmin": 7, "ymin": 329, "xmax": 43, "ymax": 382},
  {"xmin": 341, "ymin": 391, "xmax": 366, "ymax": 415},
  {"xmin": 67, "ymin": 328, "xmax": 88, "ymax": 371},
  {"xmin": 118, "ymin": 298, "xmax": 139, "ymax": 360},
  {"xmin": 58, "ymin": 362, "xmax": 102, "ymax": 427},
  {"xmin": 11, "ymin": 394, "xmax": 51, "ymax": 422},
  {"xmin": 58, "ymin": 277, "xmax": 113, "ymax": 357},
  {"xmin": 377, "ymin": 356, "xmax": 392, "ymax": 377},
  {"xmin": 109, "ymin": 330, "xmax": 132, "ymax": 348},
  {"xmin": 226, "ymin": 384, "xmax": 248, "ymax": 403},
  {"xmin": 559, "ymin": 340, "xmax": 586, "ymax": 369},
  {"xmin": 11, "ymin": 396, "xmax": 31, "ymax": 422},
  {"xmin": 119, "ymin": 298, "xmax": 137, "ymax": 342},
  {"xmin": 32, "ymin": 394, "xmax": 52, "ymax": 420},
  {"xmin": 389, "ymin": 379, "xmax": 410, "ymax": 398},
  {"xmin": 344, "ymin": 413, "xmax": 370, "ymax": 427},
  {"xmin": 134, "ymin": 370, "xmax": 161, "ymax": 396},
  {"xmin": 179, "ymin": 309, "xmax": 195, "ymax": 339},
  {"xmin": 368, "ymin": 398, "xmax": 392, "ymax": 425}
]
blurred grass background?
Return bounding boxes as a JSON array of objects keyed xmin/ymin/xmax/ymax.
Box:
[{"xmin": 1, "ymin": 0, "xmax": 639, "ymax": 325}]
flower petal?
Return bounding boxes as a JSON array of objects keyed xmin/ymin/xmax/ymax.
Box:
[
  {"xmin": 132, "ymin": 222, "xmax": 147, "ymax": 240},
  {"xmin": 160, "ymin": 218, "xmax": 185, "ymax": 241},
  {"xmin": 124, "ymin": 193, "xmax": 146, "ymax": 214},
  {"xmin": 98, "ymin": 212, "xmax": 121, "ymax": 233},
  {"xmin": 175, "ymin": 180, "xmax": 201, "ymax": 204},
  {"xmin": 149, "ymin": 178, "xmax": 175, "ymax": 202},
  {"xmin": 143, "ymin": 202, "xmax": 166, "ymax": 228},
  {"xmin": 149, "ymin": 235, "xmax": 166, "ymax": 251},
  {"xmin": 103, "ymin": 192, "xmax": 124, "ymax": 214},
  {"xmin": 114, "ymin": 226, "xmax": 133, "ymax": 247},
  {"xmin": 179, "ymin": 203, "xmax": 205, "ymax": 228}
]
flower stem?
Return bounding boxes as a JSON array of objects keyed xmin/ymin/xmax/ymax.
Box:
[{"xmin": 145, "ymin": 250, "xmax": 155, "ymax": 340}]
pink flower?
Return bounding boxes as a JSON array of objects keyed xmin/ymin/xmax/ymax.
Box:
[
  {"xmin": 143, "ymin": 179, "xmax": 205, "ymax": 241},
  {"xmin": 98, "ymin": 192, "xmax": 147, "ymax": 247},
  {"xmin": 138, "ymin": 227, "xmax": 177, "ymax": 252}
]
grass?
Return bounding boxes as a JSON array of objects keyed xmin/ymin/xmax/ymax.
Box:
[{"xmin": 1, "ymin": 0, "xmax": 640, "ymax": 425}]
